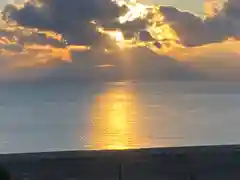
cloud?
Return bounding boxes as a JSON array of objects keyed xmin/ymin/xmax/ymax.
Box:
[
  {"xmin": 159, "ymin": 6, "xmax": 208, "ymax": 46},
  {"xmin": 0, "ymin": 41, "xmax": 240, "ymax": 82},
  {"xmin": 159, "ymin": 1, "xmax": 240, "ymax": 46},
  {"xmin": 0, "ymin": 0, "xmax": 240, "ymax": 82},
  {"xmin": 2, "ymin": 0, "xmax": 124, "ymax": 45},
  {"xmin": 2, "ymin": 0, "xmax": 240, "ymax": 47}
]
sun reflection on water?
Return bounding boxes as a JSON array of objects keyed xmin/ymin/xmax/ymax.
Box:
[{"xmin": 90, "ymin": 83, "xmax": 141, "ymax": 150}]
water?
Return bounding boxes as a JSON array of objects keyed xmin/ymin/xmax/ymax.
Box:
[{"xmin": 1, "ymin": 81, "xmax": 240, "ymax": 154}]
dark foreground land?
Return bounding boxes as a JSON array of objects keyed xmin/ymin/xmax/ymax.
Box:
[{"xmin": 1, "ymin": 145, "xmax": 240, "ymax": 180}]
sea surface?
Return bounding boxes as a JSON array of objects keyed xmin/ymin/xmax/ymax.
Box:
[{"xmin": 1, "ymin": 80, "xmax": 240, "ymax": 154}]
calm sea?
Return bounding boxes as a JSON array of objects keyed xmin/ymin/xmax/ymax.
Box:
[{"xmin": 0, "ymin": 81, "xmax": 240, "ymax": 154}]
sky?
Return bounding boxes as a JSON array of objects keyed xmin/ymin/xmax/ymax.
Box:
[
  {"xmin": 140, "ymin": 0, "xmax": 204, "ymax": 14},
  {"xmin": 0, "ymin": 0, "xmax": 24, "ymax": 9},
  {"xmin": 0, "ymin": 0, "xmax": 205, "ymax": 15},
  {"xmin": 1, "ymin": 0, "xmax": 240, "ymax": 82}
]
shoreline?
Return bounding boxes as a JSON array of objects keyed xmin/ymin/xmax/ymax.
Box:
[
  {"xmin": 1, "ymin": 144, "xmax": 240, "ymax": 159},
  {"xmin": 1, "ymin": 145, "xmax": 240, "ymax": 180}
]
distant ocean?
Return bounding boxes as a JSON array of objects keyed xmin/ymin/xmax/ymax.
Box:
[{"xmin": 0, "ymin": 80, "xmax": 240, "ymax": 154}]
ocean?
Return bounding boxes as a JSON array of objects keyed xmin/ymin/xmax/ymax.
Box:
[{"xmin": 0, "ymin": 80, "xmax": 240, "ymax": 154}]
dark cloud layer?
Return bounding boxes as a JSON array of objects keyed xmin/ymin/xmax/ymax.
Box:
[
  {"xmin": 159, "ymin": 6, "xmax": 208, "ymax": 46},
  {"xmin": 1, "ymin": 0, "xmax": 240, "ymax": 47},
  {"xmin": 2, "ymin": 0, "xmax": 124, "ymax": 45},
  {"xmin": 160, "ymin": 0, "xmax": 240, "ymax": 46}
]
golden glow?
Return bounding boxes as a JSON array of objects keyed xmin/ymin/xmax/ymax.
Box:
[
  {"xmin": 118, "ymin": 2, "xmax": 150, "ymax": 24},
  {"xmin": 113, "ymin": 0, "xmax": 183, "ymax": 50},
  {"xmin": 147, "ymin": 7, "xmax": 183, "ymax": 51},
  {"xmin": 113, "ymin": 0, "xmax": 150, "ymax": 24},
  {"xmin": 2, "ymin": 0, "xmax": 184, "ymax": 56},
  {"xmin": 90, "ymin": 84, "xmax": 140, "ymax": 150},
  {"xmin": 204, "ymin": 0, "xmax": 223, "ymax": 18},
  {"xmin": 67, "ymin": 45, "xmax": 90, "ymax": 51},
  {"xmin": 12, "ymin": 44, "xmax": 73, "ymax": 65},
  {"xmin": 0, "ymin": 37, "xmax": 11, "ymax": 44},
  {"xmin": 107, "ymin": 30, "xmax": 125, "ymax": 42},
  {"xmin": 226, "ymin": 37, "xmax": 237, "ymax": 41},
  {"xmin": 96, "ymin": 25, "xmax": 126, "ymax": 48},
  {"xmin": 38, "ymin": 31, "xmax": 63, "ymax": 41}
]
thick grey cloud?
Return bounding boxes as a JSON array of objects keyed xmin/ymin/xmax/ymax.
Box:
[
  {"xmin": 159, "ymin": 1, "xmax": 240, "ymax": 47},
  {"xmin": 2, "ymin": 0, "xmax": 125, "ymax": 45},
  {"xmin": 1, "ymin": 0, "xmax": 240, "ymax": 47}
]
